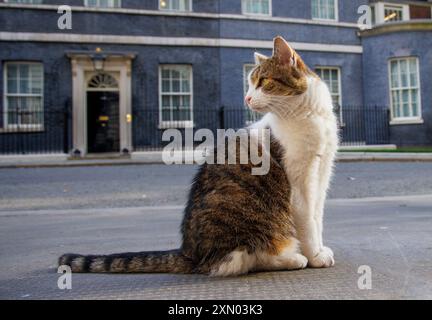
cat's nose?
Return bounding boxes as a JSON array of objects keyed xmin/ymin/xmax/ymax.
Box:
[{"xmin": 245, "ymin": 96, "xmax": 252, "ymax": 105}]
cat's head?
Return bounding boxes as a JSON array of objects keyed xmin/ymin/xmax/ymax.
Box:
[{"xmin": 245, "ymin": 36, "xmax": 313, "ymax": 113}]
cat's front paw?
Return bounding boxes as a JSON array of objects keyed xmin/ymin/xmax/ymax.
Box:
[{"xmin": 308, "ymin": 247, "xmax": 335, "ymax": 268}]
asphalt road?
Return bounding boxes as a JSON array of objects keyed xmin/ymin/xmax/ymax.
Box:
[
  {"xmin": 0, "ymin": 162, "xmax": 431, "ymax": 299},
  {"xmin": 0, "ymin": 162, "xmax": 432, "ymax": 211}
]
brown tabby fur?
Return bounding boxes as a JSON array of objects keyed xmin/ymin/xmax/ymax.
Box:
[{"xmin": 59, "ymin": 134, "xmax": 297, "ymax": 274}]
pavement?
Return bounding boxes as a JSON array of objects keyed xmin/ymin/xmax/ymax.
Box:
[
  {"xmin": 0, "ymin": 163, "xmax": 431, "ymax": 300},
  {"xmin": 0, "ymin": 195, "xmax": 431, "ymax": 300},
  {"xmin": 1, "ymin": 151, "xmax": 432, "ymax": 169}
]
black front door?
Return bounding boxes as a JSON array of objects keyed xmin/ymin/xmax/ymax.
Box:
[{"xmin": 87, "ymin": 91, "xmax": 120, "ymax": 153}]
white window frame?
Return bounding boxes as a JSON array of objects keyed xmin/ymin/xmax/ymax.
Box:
[
  {"xmin": 158, "ymin": 65, "xmax": 193, "ymax": 129},
  {"xmin": 84, "ymin": 0, "xmax": 122, "ymax": 8},
  {"xmin": 388, "ymin": 57, "xmax": 423, "ymax": 125},
  {"xmin": 315, "ymin": 66, "xmax": 343, "ymax": 124},
  {"xmin": 243, "ymin": 64, "xmax": 262, "ymax": 124},
  {"xmin": 371, "ymin": 2, "xmax": 410, "ymax": 25},
  {"xmin": 3, "ymin": 61, "xmax": 44, "ymax": 131},
  {"xmin": 159, "ymin": 0, "xmax": 192, "ymax": 12},
  {"xmin": 241, "ymin": 0, "xmax": 272, "ymax": 17},
  {"xmin": 311, "ymin": 0, "xmax": 338, "ymax": 22}
]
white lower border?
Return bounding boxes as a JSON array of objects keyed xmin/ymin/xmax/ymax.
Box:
[{"xmin": 0, "ymin": 32, "xmax": 363, "ymax": 54}]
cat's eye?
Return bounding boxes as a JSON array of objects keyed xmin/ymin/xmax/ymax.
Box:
[{"xmin": 256, "ymin": 78, "xmax": 264, "ymax": 88}]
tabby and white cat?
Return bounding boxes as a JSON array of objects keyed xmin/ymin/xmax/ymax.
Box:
[{"xmin": 59, "ymin": 36, "xmax": 339, "ymax": 276}]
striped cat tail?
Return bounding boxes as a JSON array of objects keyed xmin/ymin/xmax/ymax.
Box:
[{"xmin": 58, "ymin": 249, "xmax": 193, "ymax": 273}]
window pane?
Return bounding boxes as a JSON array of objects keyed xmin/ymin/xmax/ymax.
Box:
[
  {"xmin": 22, "ymin": 98, "xmax": 43, "ymax": 124},
  {"xmin": 384, "ymin": 6, "xmax": 403, "ymax": 22},
  {"xmin": 181, "ymin": 95, "xmax": 190, "ymax": 108},
  {"xmin": 261, "ymin": 0, "xmax": 269, "ymax": 14},
  {"xmin": 390, "ymin": 61, "xmax": 399, "ymax": 88},
  {"xmin": 162, "ymin": 80, "xmax": 170, "ymax": 92},
  {"xmin": 7, "ymin": 64, "xmax": 18, "ymax": 79},
  {"xmin": 19, "ymin": 64, "xmax": 29, "ymax": 78},
  {"xmin": 409, "ymin": 59, "xmax": 418, "ymax": 87},
  {"xmin": 392, "ymin": 91, "xmax": 400, "ymax": 118},
  {"xmin": 312, "ymin": 0, "xmax": 335, "ymax": 20},
  {"xmin": 180, "ymin": 68, "xmax": 190, "ymax": 80},
  {"xmin": 243, "ymin": 0, "xmax": 270, "ymax": 15},
  {"xmin": 161, "ymin": 69, "xmax": 170, "ymax": 79},
  {"xmin": 162, "ymin": 95, "xmax": 171, "ymax": 108},
  {"xmin": 7, "ymin": 97, "xmax": 19, "ymax": 112},
  {"xmin": 172, "ymin": 0, "xmax": 180, "ymax": 10},
  {"xmin": 172, "ymin": 95, "xmax": 180, "ymax": 109},
  {"xmin": 411, "ymin": 89, "xmax": 419, "ymax": 116},
  {"xmin": 172, "ymin": 79, "xmax": 180, "ymax": 92},
  {"xmin": 7, "ymin": 79, "xmax": 18, "ymax": 94},
  {"xmin": 401, "ymin": 90, "xmax": 410, "ymax": 117},
  {"xmin": 86, "ymin": 0, "xmax": 120, "ymax": 8},
  {"xmin": 7, "ymin": 99, "xmax": 19, "ymax": 124},
  {"xmin": 328, "ymin": 0, "xmax": 335, "ymax": 19},
  {"xmin": 322, "ymin": 70, "xmax": 330, "ymax": 81},
  {"xmin": 184, "ymin": 0, "xmax": 190, "ymax": 11},
  {"xmin": 173, "ymin": 108, "xmax": 191, "ymax": 121},
  {"xmin": 400, "ymin": 60, "xmax": 408, "ymax": 87},
  {"xmin": 19, "ymin": 77, "xmax": 30, "ymax": 94},
  {"xmin": 30, "ymin": 64, "xmax": 43, "ymax": 94},
  {"xmin": 331, "ymin": 81, "xmax": 338, "ymax": 94},
  {"xmin": 162, "ymin": 109, "xmax": 171, "ymax": 122},
  {"xmin": 181, "ymin": 79, "xmax": 190, "ymax": 92},
  {"xmin": 312, "ymin": 0, "xmax": 319, "ymax": 18},
  {"xmin": 171, "ymin": 70, "xmax": 180, "ymax": 79}
]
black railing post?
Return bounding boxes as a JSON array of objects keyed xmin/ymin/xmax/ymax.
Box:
[
  {"xmin": 63, "ymin": 108, "xmax": 69, "ymax": 154},
  {"xmin": 219, "ymin": 106, "xmax": 225, "ymax": 129},
  {"xmin": 63, "ymin": 99, "xmax": 71, "ymax": 154}
]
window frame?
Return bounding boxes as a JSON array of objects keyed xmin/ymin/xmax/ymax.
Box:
[
  {"xmin": 158, "ymin": 0, "xmax": 193, "ymax": 12},
  {"xmin": 241, "ymin": 0, "xmax": 272, "ymax": 17},
  {"xmin": 3, "ymin": 61, "xmax": 44, "ymax": 131},
  {"xmin": 383, "ymin": 4, "xmax": 404, "ymax": 22},
  {"xmin": 158, "ymin": 64, "xmax": 194, "ymax": 129},
  {"xmin": 371, "ymin": 2, "xmax": 410, "ymax": 25},
  {"xmin": 84, "ymin": 0, "xmax": 122, "ymax": 8},
  {"xmin": 388, "ymin": 57, "xmax": 423, "ymax": 125},
  {"xmin": 315, "ymin": 66, "xmax": 343, "ymax": 125},
  {"xmin": 311, "ymin": 0, "xmax": 338, "ymax": 22}
]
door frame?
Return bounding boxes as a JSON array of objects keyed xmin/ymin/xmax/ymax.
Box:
[{"xmin": 68, "ymin": 52, "xmax": 135, "ymax": 156}]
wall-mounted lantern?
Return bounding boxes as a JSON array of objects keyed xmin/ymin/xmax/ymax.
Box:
[{"xmin": 91, "ymin": 48, "xmax": 106, "ymax": 72}]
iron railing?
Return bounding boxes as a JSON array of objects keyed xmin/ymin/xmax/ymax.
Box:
[
  {"xmin": 0, "ymin": 106, "xmax": 390, "ymax": 155},
  {"xmin": 0, "ymin": 109, "xmax": 70, "ymax": 155}
]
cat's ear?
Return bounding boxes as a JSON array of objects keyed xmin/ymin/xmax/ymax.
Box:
[
  {"xmin": 254, "ymin": 52, "xmax": 268, "ymax": 65},
  {"xmin": 273, "ymin": 36, "xmax": 296, "ymax": 67}
]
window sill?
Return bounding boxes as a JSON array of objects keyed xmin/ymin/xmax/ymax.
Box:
[
  {"xmin": 158, "ymin": 121, "xmax": 194, "ymax": 129},
  {"xmin": 159, "ymin": 9, "xmax": 192, "ymax": 13},
  {"xmin": 312, "ymin": 17, "xmax": 338, "ymax": 22},
  {"xmin": 0, "ymin": 126, "xmax": 44, "ymax": 133},
  {"xmin": 390, "ymin": 118, "xmax": 424, "ymax": 125},
  {"xmin": 241, "ymin": 12, "xmax": 272, "ymax": 17}
]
